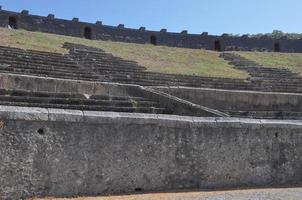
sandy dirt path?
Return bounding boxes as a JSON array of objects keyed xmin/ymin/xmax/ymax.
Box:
[{"xmin": 31, "ymin": 187, "xmax": 302, "ymax": 200}]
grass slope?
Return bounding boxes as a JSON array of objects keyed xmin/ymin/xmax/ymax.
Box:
[
  {"xmin": 236, "ymin": 51, "xmax": 302, "ymax": 76},
  {"xmin": 0, "ymin": 28, "xmax": 248, "ymax": 79}
]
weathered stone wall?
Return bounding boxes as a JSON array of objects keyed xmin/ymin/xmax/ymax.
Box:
[
  {"xmin": 154, "ymin": 86, "xmax": 302, "ymax": 111},
  {"xmin": 1, "ymin": 106, "xmax": 302, "ymax": 199},
  {"xmin": 1, "ymin": 8, "xmax": 302, "ymax": 52},
  {"xmin": 0, "ymin": 73, "xmax": 131, "ymax": 96},
  {"xmin": 0, "ymin": 73, "xmax": 223, "ymax": 117}
]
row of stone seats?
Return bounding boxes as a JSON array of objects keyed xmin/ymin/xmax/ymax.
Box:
[
  {"xmin": 65, "ymin": 43, "xmax": 302, "ymax": 93},
  {"xmin": 224, "ymin": 110, "xmax": 302, "ymax": 120},
  {"xmin": 0, "ymin": 63, "xmax": 102, "ymax": 81},
  {"xmin": 0, "ymin": 45, "xmax": 104, "ymax": 81},
  {"xmin": 0, "ymin": 89, "xmax": 170, "ymax": 114},
  {"xmin": 0, "ymin": 45, "xmax": 264, "ymax": 91},
  {"xmin": 63, "ymin": 43, "xmax": 147, "ymax": 71},
  {"xmin": 70, "ymin": 50, "xmax": 144, "ymax": 68},
  {"xmin": 220, "ymin": 53, "xmax": 302, "ymax": 93},
  {"xmin": 240, "ymin": 67, "xmax": 299, "ymax": 79},
  {"xmin": 0, "ymin": 43, "xmax": 300, "ymax": 93},
  {"xmin": 64, "ymin": 43, "xmax": 254, "ymax": 90},
  {"xmin": 221, "ymin": 53, "xmax": 300, "ymax": 78},
  {"xmin": 220, "ymin": 53, "xmax": 260, "ymax": 67},
  {"xmin": 0, "ymin": 46, "xmax": 75, "ymax": 65}
]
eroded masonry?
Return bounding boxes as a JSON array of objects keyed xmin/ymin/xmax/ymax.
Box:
[{"xmin": 0, "ymin": 7, "xmax": 302, "ymax": 200}]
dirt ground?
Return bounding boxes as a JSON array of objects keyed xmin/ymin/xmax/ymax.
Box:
[{"xmin": 31, "ymin": 187, "xmax": 302, "ymax": 200}]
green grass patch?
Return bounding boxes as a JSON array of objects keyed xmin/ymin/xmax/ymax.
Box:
[
  {"xmin": 236, "ymin": 51, "xmax": 302, "ymax": 76},
  {"xmin": 0, "ymin": 28, "xmax": 249, "ymax": 79}
]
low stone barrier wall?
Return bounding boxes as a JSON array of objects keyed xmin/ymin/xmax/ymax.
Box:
[
  {"xmin": 154, "ymin": 86, "xmax": 302, "ymax": 111},
  {"xmin": 0, "ymin": 106, "xmax": 302, "ymax": 199},
  {"xmin": 0, "ymin": 73, "xmax": 131, "ymax": 96},
  {"xmin": 0, "ymin": 73, "xmax": 221, "ymax": 117}
]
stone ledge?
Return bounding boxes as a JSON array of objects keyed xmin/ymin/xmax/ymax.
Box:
[
  {"xmin": 0, "ymin": 106, "xmax": 301, "ymax": 127},
  {"xmin": 151, "ymin": 86, "xmax": 302, "ymax": 96}
]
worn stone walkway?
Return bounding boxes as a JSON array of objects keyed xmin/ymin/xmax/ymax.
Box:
[{"xmin": 32, "ymin": 188, "xmax": 302, "ymax": 200}]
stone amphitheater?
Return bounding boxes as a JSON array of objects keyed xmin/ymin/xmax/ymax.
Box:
[{"xmin": 0, "ymin": 9, "xmax": 302, "ymax": 200}]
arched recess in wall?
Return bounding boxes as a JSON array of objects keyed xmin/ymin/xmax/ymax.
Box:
[
  {"xmin": 8, "ymin": 16, "xmax": 18, "ymax": 29},
  {"xmin": 274, "ymin": 42, "xmax": 281, "ymax": 52},
  {"xmin": 150, "ymin": 35, "xmax": 157, "ymax": 45},
  {"xmin": 214, "ymin": 39, "xmax": 221, "ymax": 51},
  {"xmin": 83, "ymin": 26, "xmax": 92, "ymax": 39}
]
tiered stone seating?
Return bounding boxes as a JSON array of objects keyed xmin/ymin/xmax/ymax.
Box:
[
  {"xmin": 0, "ymin": 44, "xmax": 300, "ymax": 119},
  {"xmin": 64, "ymin": 43, "xmax": 253, "ymax": 90},
  {"xmin": 221, "ymin": 53, "xmax": 302, "ymax": 93},
  {"xmin": 0, "ymin": 46, "xmax": 103, "ymax": 81},
  {"xmin": 0, "ymin": 44, "xmax": 300, "ymax": 100},
  {"xmin": 0, "ymin": 43, "xmax": 300, "ymax": 94},
  {"xmin": 0, "ymin": 44, "xmax": 253, "ymax": 91},
  {"xmin": 0, "ymin": 88, "xmax": 171, "ymax": 114}
]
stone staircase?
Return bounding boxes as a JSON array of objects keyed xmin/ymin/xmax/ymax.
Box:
[
  {"xmin": 0, "ymin": 44, "xmax": 301, "ymax": 118},
  {"xmin": 0, "ymin": 44, "xmax": 251, "ymax": 91},
  {"xmin": 64, "ymin": 43, "xmax": 252, "ymax": 90},
  {"xmin": 221, "ymin": 52, "xmax": 302, "ymax": 93},
  {"xmin": 0, "ymin": 44, "xmax": 300, "ymax": 94}
]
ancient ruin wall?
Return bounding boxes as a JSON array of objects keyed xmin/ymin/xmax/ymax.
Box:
[
  {"xmin": 1, "ymin": 107, "xmax": 302, "ymax": 199},
  {"xmin": 1, "ymin": 7, "xmax": 302, "ymax": 52}
]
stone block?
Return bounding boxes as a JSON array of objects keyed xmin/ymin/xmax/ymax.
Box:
[
  {"xmin": 117, "ymin": 24, "xmax": 124, "ymax": 29},
  {"xmin": 139, "ymin": 27, "xmax": 146, "ymax": 32},
  {"xmin": 181, "ymin": 30, "xmax": 188, "ymax": 35},
  {"xmin": 21, "ymin": 10, "xmax": 29, "ymax": 15},
  {"xmin": 160, "ymin": 29, "xmax": 167, "ymax": 33},
  {"xmin": 96, "ymin": 21, "xmax": 102, "ymax": 25},
  {"xmin": 72, "ymin": 17, "xmax": 79, "ymax": 22},
  {"xmin": 47, "ymin": 14, "xmax": 55, "ymax": 20}
]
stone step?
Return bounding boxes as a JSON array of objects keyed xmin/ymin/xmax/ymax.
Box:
[
  {"xmin": 0, "ymin": 50, "xmax": 74, "ymax": 62},
  {"xmin": 72, "ymin": 54, "xmax": 142, "ymax": 65},
  {"xmin": 0, "ymin": 89, "xmax": 149, "ymax": 102},
  {"xmin": 78, "ymin": 61, "xmax": 146, "ymax": 71},
  {"xmin": 0, "ymin": 46, "xmax": 67, "ymax": 58},
  {"xmin": 98, "ymin": 69, "xmax": 248, "ymax": 84},
  {"xmin": 244, "ymin": 67, "xmax": 295, "ymax": 73},
  {"xmin": 112, "ymin": 78, "xmax": 253, "ymax": 90},
  {"xmin": 0, "ymin": 68, "xmax": 100, "ymax": 81},
  {"xmin": 0, "ymin": 101, "xmax": 169, "ymax": 114},
  {"xmin": 0, "ymin": 89, "xmax": 86, "ymax": 99},
  {"xmin": 0, "ymin": 66, "xmax": 100, "ymax": 80},
  {"xmin": 225, "ymin": 110, "xmax": 302, "ymax": 120},
  {"xmin": 83, "ymin": 63, "xmax": 147, "ymax": 73},
  {"xmin": 0, "ymin": 95, "xmax": 160, "ymax": 107},
  {"xmin": 0, "ymin": 54, "xmax": 80, "ymax": 69},
  {"xmin": 0, "ymin": 89, "xmax": 168, "ymax": 114},
  {"xmin": 0, "ymin": 62, "xmax": 95, "ymax": 75},
  {"xmin": 110, "ymin": 75, "xmax": 250, "ymax": 87},
  {"xmin": 90, "ymin": 94, "xmax": 146, "ymax": 101}
]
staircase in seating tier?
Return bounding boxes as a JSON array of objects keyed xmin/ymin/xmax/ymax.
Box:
[
  {"xmin": 0, "ymin": 43, "xmax": 301, "ymax": 93},
  {"xmin": 220, "ymin": 52, "xmax": 302, "ymax": 93},
  {"xmin": 63, "ymin": 43, "xmax": 253, "ymax": 90}
]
